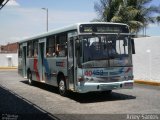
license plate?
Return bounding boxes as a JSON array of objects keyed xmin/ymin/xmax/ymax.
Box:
[
  {"xmin": 100, "ymin": 84, "xmax": 119, "ymax": 90},
  {"xmin": 124, "ymin": 82, "xmax": 133, "ymax": 87}
]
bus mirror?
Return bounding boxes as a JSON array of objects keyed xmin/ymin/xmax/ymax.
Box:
[{"xmin": 131, "ymin": 38, "xmax": 135, "ymax": 54}]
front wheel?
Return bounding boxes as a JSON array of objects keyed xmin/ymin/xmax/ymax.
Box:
[
  {"xmin": 101, "ymin": 90, "xmax": 112, "ymax": 95},
  {"xmin": 58, "ymin": 76, "xmax": 68, "ymax": 96},
  {"xmin": 106, "ymin": 90, "xmax": 112, "ymax": 94}
]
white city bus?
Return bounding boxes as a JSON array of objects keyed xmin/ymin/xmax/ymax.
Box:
[{"xmin": 18, "ymin": 22, "xmax": 135, "ymax": 96}]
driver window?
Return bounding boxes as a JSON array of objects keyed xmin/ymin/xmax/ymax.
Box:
[{"xmin": 116, "ymin": 39, "xmax": 128, "ymax": 55}]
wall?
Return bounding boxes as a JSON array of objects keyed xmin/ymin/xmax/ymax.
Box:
[
  {"xmin": 0, "ymin": 42, "xmax": 18, "ymax": 53},
  {"xmin": 0, "ymin": 53, "xmax": 18, "ymax": 67},
  {"xmin": 133, "ymin": 36, "xmax": 160, "ymax": 82}
]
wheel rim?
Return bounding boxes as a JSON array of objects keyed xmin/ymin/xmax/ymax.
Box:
[{"xmin": 59, "ymin": 80, "xmax": 65, "ymax": 94}]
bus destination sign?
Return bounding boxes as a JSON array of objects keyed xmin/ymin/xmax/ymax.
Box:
[{"xmin": 79, "ymin": 24, "xmax": 129, "ymax": 33}]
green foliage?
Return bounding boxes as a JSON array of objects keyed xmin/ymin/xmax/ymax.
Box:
[
  {"xmin": 157, "ymin": 16, "xmax": 160, "ymax": 22},
  {"xmin": 94, "ymin": 0, "xmax": 160, "ymax": 33}
]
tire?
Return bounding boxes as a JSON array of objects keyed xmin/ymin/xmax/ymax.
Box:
[
  {"xmin": 101, "ymin": 90, "xmax": 112, "ymax": 95},
  {"xmin": 106, "ymin": 90, "xmax": 112, "ymax": 94},
  {"xmin": 58, "ymin": 76, "xmax": 68, "ymax": 96},
  {"xmin": 28, "ymin": 72, "xmax": 33, "ymax": 85}
]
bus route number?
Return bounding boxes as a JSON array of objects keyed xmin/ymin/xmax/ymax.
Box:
[{"xmin": 85, "ymin": 70, "xmax": 103, "ymax": 76}]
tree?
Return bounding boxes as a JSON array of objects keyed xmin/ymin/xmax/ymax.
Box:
[
  {"xmin": 157, "ymin": 16, "xmax": 160, "ymax": 23},
  {"xmin": 94, "ymin": 0, "xmax": 123, "ymax": 22},
  {"xmin": 94, "ymin": 0, "xmax": 160, "ymax": 33}
]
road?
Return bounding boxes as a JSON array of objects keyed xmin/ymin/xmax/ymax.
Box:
[{"xmin": 0, "ymin": 70, "xmax": 160, "ymax": 120}]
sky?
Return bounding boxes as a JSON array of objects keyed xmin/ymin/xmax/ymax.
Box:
[{"xmin": 0, "ymin": 0, "xmax": 160, "ymax": 44}]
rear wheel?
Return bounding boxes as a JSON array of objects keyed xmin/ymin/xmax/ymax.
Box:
[
  {"xmin": 58, "ymin": 76, "xmax": 68, "ymax": 96},
  {"xmin": 28, "ymin": 72, "xmax": 33, "ymax": 85}
]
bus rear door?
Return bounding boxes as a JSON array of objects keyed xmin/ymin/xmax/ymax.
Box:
[
  {"xmin": 22, "ymin": 43, "xmax": 27, "ymax": 78},
  {"xmin": 38, "ymin": 38, "xmax": 46, "ymax": 82}
]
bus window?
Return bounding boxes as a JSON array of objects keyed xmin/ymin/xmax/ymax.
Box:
[
  {"xmin": 76, "ymin": 39, "xmax": 82, "ymax": 66},
  {"xmin": 27, "ymin": 41, "xmax": 33, "ymax": 57},
  {"xmin": 56, "ymin": 34, "xmax": 67, "ymax": 57},
  {"xmin": 56, "ymin": 44, "xmax": 66, "ymax": 57},
  {"xmin": 116, "ymin": 38, "xmax": 128, "ymax": 55},
  {"xmin": 18, "ymin": 44, "xmax": 22, "ymax": 58},
  {"xmin": 46, "ymin": 36, "xmax": 56, "ymax": 57},
  {"xmin": 33, "ymin": 41, "xmax": 38, "ymax": 57}
]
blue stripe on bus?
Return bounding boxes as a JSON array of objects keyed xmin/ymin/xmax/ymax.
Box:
[{"xmin": 43, "ymin": 58, "xmax": 51, "ymax": 80}]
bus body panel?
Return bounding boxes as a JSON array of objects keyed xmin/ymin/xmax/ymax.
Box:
[
  {"xmin": 76, "ymin": 67, "xmax": 133, "ymax": 93},
  {"xmin": 26, "ymin": 57, "xmax": 68, "ymax": 86},
  {"xmin": 76, "ymin": 80, "xmax": 133, "ymax": 93},
  {"xmin": 44, "ymin": 57, "xmax": 67, "ymax": 86},
  {"xmin": 18, "ymin": 58, "xmax": 23, "ymax": 76}
]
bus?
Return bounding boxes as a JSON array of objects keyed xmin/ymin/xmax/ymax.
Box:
[{"xmin": 18, "ymin": 22, "xmax": 135, "ymax": 96}]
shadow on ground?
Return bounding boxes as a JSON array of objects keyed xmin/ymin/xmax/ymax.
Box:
[
  {"xmin": 0, "ymin": 85, "xmax": 59, "ymax": 120},
  {"xmin": 21, "ymin": 80, "xmax": 136, "ymax": 103}
]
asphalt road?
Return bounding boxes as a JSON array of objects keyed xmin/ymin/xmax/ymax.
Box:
[{"xmin": 0, "ymin": 70, "xmax": 160, "ymax": 120}]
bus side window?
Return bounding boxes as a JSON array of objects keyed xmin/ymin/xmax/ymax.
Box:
[
  {"xmin": 27, "ymin": 41, "xmax": 34, "ymax": 57},
  {"xmin": 46, "ymin": 36, "xmax": 56, "ymax": 57},
  {"xmin": 18, "ymin": 44, "xmax": 23, "ymax": 58},
  {"xmin": 56, "ymin": 34, "xmax": 67, "ymax": 57},
  {"xmin": 56, "ymin": 44, "xmax": 66, "ymax": 57},
  {"xmin": 33, "ymin": 40, "xmax": 38, "ymax": 57}
]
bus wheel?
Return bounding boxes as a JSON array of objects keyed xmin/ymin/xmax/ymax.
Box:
[
  {"xmin": 58, "ymin": 76, "xmax": 67, "ymax": 96},
  {"xmin": 28, "ymin": 72, "xmax": 33, "ymax": 85},
  {"xmin": 101, "ymin": 90, "xmax": 112, "ymax": 95},
  {"xmin": 106, "ymin": 90, "xmax": 112, "ymax": 94}
]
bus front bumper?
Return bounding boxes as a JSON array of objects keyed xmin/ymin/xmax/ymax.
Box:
[{"xmin": 76, "ymin": 80, "xmax": 133, "ymax": 93}]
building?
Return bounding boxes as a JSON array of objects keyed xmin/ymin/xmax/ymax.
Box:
[
  {"xmin": 0, "ymin": 42, "xmax": 18, "ymax": 53},
  {"xmin": 0, "ymin": 42, "xmax": 18, "ymax": 67}
]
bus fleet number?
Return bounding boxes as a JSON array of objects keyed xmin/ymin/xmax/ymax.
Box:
[{"xmin": 85, "ymin": 70, "xmax": 103, "ymax": 76}]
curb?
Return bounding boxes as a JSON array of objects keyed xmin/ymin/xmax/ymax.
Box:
[
  {"xmin": 0, "ymin": 67, "xmax": 17, "ymax": 69},
  {"xmin": 134, "ymin": 80, "xmax": 160, "ymax": 86}
]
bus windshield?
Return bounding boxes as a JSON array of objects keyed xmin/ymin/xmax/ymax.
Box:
[{"xmin": 80, "ymin": 35, "xmax": 132, "ymax": 67}]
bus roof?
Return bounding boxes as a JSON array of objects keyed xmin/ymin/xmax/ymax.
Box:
[{"xmin": 19, "ymin": 22, "xmax": 129, "ymax": 43}]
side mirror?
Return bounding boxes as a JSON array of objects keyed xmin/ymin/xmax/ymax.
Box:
[{"xmin": 131, "ymin": 38, "xmax": 135, "ymax": 54}]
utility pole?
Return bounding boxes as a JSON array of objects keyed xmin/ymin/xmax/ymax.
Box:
[{"xmin": 42, "ymin": 8, "xmax": 48, "ymax": 32}]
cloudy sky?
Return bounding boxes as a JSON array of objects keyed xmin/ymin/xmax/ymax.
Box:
[{"xmin": 0, "ymin": 0, "xmax": 160, "ymax": 44}]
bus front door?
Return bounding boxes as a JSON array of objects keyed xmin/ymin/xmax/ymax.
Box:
[
  {"xmin": 68, "ymin": 37, "xmax": 77, "ymax": 91},
  {"xmin": 38, "ymin": 39, "xmax": 46, "ymax": 82}
]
